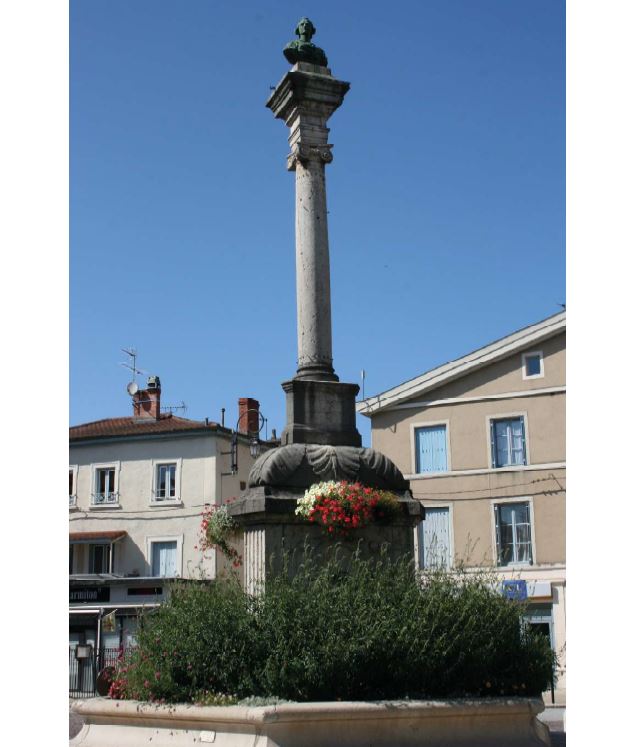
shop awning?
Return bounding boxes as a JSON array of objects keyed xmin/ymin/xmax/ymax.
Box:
[{"xmin": 69, "ymin": 531, "xmax": 127, "ymax": 545}]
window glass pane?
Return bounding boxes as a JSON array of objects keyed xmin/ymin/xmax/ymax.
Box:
[
  {"xmin": 89, "ymin": 544, "xmax": 110, "ymax": 574},
  {"xmin": 496, "ymin": 502, "xmax": 532, "ymax": 565},
  {"xmin": 493, "ymin": 418, "xmax": 525, "ymax": 467},
  {"xmin": 69, "ymin": 471, "xmax": 74, "ymax": 496},
  {"xmin": 157, "ymin": 464, "xmax": 177, "ymax": 498},
  {"xmin": 525, "ymin": 355, "xmax": 542, "ymax": 377}
]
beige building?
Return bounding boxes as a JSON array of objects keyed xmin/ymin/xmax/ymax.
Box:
[
  {"xmin": 69, "ymin": 378, "xmax": 269, "ymax": 689},
  {"xmin": 357, "ymin": 312, "xmax": 566, "ymax": 703}
]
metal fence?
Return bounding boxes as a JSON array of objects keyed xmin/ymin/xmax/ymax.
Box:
[{"xmin": 69, "ymin": 647, "xmax": 122, "ymax": 698}]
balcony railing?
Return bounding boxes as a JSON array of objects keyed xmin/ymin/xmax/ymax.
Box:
[
  {"xmin": 69, "ymin": 494, "xmax": 77, "ymax": 507},
  {"xmin": 91, "ymin": 491, "xmax": 119, "ymax": 505},
  {"xmin": 151, "ymin": 490, "xmax": 177, "ymax": 502}
]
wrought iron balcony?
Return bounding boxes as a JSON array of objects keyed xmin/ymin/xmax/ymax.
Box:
[{"xmin": 91, "ymin": 491, "xmax": 119, "ymax": 505}]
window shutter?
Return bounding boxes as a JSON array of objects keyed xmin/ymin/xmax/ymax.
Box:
[
  {"xmin": 420, "ymin": 507, "xmax": 450, "ymax": 568},
  {"xmin": 416, "ymin": 426, "xmax": 447, "ymax": 473}
]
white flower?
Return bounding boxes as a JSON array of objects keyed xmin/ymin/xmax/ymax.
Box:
[{"xmin": 295, "ymin": 481, "xmax": 343, "ymax": 517}]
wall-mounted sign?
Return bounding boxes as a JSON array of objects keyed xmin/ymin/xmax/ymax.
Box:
[
  {"xmin": 69, "ymin": 586, "xmax": 110, "ymax": 603},
  {"xmin": 502, "ymin": 580, "xmax": 528, "ymax": 601}
]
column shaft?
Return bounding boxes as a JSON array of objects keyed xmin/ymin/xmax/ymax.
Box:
[{"xmin": 295, "ymin": 158, "xmax": 336, "ymax": 380}]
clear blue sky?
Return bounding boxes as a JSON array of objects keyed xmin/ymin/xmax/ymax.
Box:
[{"xmin": 70, "ymin": 0, "xmax": 565, "ymax": 444}]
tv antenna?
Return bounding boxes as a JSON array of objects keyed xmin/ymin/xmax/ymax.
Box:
[
  {"xmin": 161, "ymin": 401, "xmax": 188, "ymax": 415},
  {"xmin": 120, "ymin": 347, "xmax": 148, "ymax": 396}
]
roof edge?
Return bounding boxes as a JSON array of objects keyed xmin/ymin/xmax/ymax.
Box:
[{"xmin": 357, "ymin": 312, "xmax": 565, "ymax": 416}]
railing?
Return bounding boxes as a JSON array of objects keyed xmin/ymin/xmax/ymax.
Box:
[
  {"xmin": 69, "ymin": 494, "xmax": 77, "ymax": 507},
  {"xmin": 91, "ymin": 491, "xmax": 119, "ymax": 505},
  {"xmin": 69, "ymin": 647, "xmax": 123, "ymax": 698},
  {"xmin": 151, "ymin": 490, "xmax": 177, "ymax": 503}
]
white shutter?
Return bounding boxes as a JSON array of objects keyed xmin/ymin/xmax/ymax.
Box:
[{"xmin": 419, "ymin": 507, "xmax": 450, "ymax": 569}]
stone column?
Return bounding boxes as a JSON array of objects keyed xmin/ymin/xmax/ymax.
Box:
[
  {"xmin": 292, "ymin": 149, "xmax": 336, "ymax": 381},
  {"xmin": 267, "ymin": 62, "xmax": 350, "ymax": 382}
]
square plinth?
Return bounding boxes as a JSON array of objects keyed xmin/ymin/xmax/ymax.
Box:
[{"xmin": 225, "ymin": 487, "xmax": 423, "ymax": 593}]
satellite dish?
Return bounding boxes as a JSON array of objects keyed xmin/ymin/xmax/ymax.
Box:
[{"xmin": 127, "ymin": 381, "xmax": 139, "ymax": 396}]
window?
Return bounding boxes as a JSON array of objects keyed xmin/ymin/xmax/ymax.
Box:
[
  {"xmin": 69, "ymin": 545, "xmax": 74, "ymax": 574},
  {"xmin": 494, "ymin": 501, "xmax": 533, "ymax": 566},
  {"xmin": 93, "ymin": 467, "xmax": 118, "ymax": 504},
  {"xmin": 415, "ymin": 424, "xmax": 448, "ymax": 473},
  {"xmin": 417, "ymin": 507, "xmax": 451, "ymax": 569},
  {"xmin": 522, "ymin": 351, "xmax": 544, "ymax": 379},
  {"xmin": 151, "ymin": 541, "xmax": 178, "ymax": 577},
  {"xmin": 155, "ymin": 463, "xmax": 177, "ymax": 500},
  {"xmin": 524, "ymin": 605, "xmax": 554, "ymax": 648},
  {"xmin": 490, "ymin": 417, "xmax": 527, "ymax": 468},
  {"xmin": 69, "ymin": 466, "xmax": 77, "ymax": 507},
  {"xmin": 88, "ymin": 544, "xmax": 112, "ymax": 574}
]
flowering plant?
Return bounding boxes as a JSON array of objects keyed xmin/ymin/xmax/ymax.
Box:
[
  {"xmin": 198, "ymin": 503, "xmax": 242, "ymax": 567},
  {"xmin": 295, "ymin": 481, "xmax": 401, "ymax": 536}
]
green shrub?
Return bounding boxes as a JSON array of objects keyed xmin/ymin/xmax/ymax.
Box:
[{"xmin": 113, "ymin": 551, "xmax": 554, "ymax": 703}]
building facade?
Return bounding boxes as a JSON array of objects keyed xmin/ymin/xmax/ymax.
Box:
[
  {"xmin": 357, "ymin": 312, "xmax": 566, "ymax": 703},
  {"xmin": 69, "ymin": 379, "xmax": 268, "ymax": 691}
]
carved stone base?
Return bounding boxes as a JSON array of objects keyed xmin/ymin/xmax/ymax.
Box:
[
  {"xmin": 225, "ymin": 486, "xmax": 423, "ymax": 592},
  {"xmin": 249, "ymin": 443, "xmax": 409, "ymax": 491}
]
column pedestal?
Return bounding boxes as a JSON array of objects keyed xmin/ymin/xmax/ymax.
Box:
[{"xmin": 226, "ymin": 487, "xmax": 421, "ymax": 592}]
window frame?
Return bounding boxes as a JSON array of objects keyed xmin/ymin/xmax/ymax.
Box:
[
  {"xmin": 90, "ymin": 462, "xmax": 121, "ymax": 508},
  {"xmin": 88, "ymin": 543, "xmax": 113, "ymax": 574},
  {"xmin": 415, "ymin": 503, "xmax": 454, "ymax": 570},
  {"xmin": 486, "ymin": 412, "xmax": 530, "ymax": 469},
  {"xmin": 522, "ymin": 350, "xmax": 544, "ymax": 380},
  {"xmin": 146, "ymin": 535, "xmax": 183, "ymax": 578},
  {"xmin": 69, "ymin": 464, "xmax": 78, "ymax": 509},
  {"xmin": 150, "ymin": 458, "xmax": 183, "ymax": 505},
  {"xmin": 490, "ymin": 496, "xmax": 536, "ymax": 568},
  {"xmin": 410, "ymin": 419, "xmax": 451, "ymax": 475}
]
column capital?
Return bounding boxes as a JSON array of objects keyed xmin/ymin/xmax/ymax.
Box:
[{"xmin": 287, "ymin": 143, "xmax": 333, "ymax": 171}]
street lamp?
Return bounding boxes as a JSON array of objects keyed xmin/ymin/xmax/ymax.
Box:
[{"xmin": 228, "ymin": 409, "xmax": 266, "ymax": 475}]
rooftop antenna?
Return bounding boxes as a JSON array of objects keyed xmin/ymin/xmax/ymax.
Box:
[
  {"xmin": 361, "ymin": 369, "xmax": 366, "ymax": 400},
  {"xmin": 120, "ymin": 347, "xmax": 148, "ymax": 396},
  {"xmin": 161, "ymin": 400, "xmax": 188, "ymax": 415}
]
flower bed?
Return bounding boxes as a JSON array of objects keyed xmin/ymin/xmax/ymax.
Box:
[{"xmin": 295, "ymin": 481, "xmax": 401, "ymax": 536}]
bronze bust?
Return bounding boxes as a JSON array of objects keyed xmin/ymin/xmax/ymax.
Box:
[{"xmin": 283, "ymin": 17, "xmax": 328, "ymax": 67}]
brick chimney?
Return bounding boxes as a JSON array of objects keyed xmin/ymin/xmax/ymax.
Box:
[
  {"xmin": 133, "ymin": 375, "xmax": 161, "ymax": 420},
  {"xmin": 238, "ymin": 397, "xmax": 260, "ymax": 435}
]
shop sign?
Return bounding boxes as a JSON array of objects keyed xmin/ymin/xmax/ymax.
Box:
[
  {"xmin": 502, "ymin": 580, "xmax": 527, "ymax": 601},
  {"xmin": 69, "ymin": 586, "xmax": 110, "ymax": 603}
]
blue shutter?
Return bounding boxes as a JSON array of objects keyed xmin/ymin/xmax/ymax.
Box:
[{"xmin": 416, "ymin": 426, "xmax": 448, "ymax": 473}]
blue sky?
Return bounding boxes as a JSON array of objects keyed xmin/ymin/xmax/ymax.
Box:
[{"xmin": 70, "ymin": 0, "xmax": 565, "ymax": 444}]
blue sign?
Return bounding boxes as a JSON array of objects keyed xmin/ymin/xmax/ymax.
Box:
[{"xmin": 502, "ymin": 580, "xmax": 527, "ymax": 601}]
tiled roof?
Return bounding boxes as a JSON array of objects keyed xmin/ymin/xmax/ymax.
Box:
[{"xmin": 70, "ymin": 414, "xmax": 221, "ymax": 441}]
